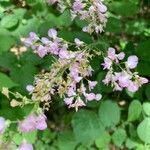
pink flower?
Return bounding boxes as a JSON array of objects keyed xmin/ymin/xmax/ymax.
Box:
[
  {"xmin": 85, "ymin": 93, "xmax": 96, "ymax": 101},
  {"xmin": 67, "ymin": 86, "xmax": 76, "ymax": 97},
  {"xmin": 107, "ymin": 47, "xmax": 116, "ymax": 60},
  {"xmin": 102, "ymin": 57, "xmax": 112, "ymax": 70},
  {"xmin": 64, "ymin": 97, "xmax": 74, "ymax": 105},
  {"xmin": 107, "ymin": 47, "xmax": 125, "ymax": 62},
  {"xmin": 138, "ymin": 77, "xmax": 148, "ymax": 85},
  {"xmin": 0, "ymin": 117, "xmax": 6, "ymax": 134},
  {"xmin": 88, "ymin": 81, "xmax": 97, "ymax": 90},
  {"xmin": 69, "ymin": 97, "xmax": 86, "ymax": 111},
  {"xmin": 126, "ymin": 55, "xmax": 138, "ymax": 69},
  {"xmin": 127, "ymin": 81, "xmax": 139, "ymax": 92},
  {"xmin": 35, "ymin": 114, "xmax": 47, "ymax": 130},
  {"xmin": 18, "ymin": 113, "xmax": 47, "ymax": 132},
  {"xmin": 116, "ymin": 72, "xmax": 131, "ymax": 88},
  {"xmin": 18, "ymin": 143, "xmax": 33, "ymax": 150},
  {"xmin": 18, "ymin": 114, "xmax": 36, "ymax": 132},
  {"xmin": 48, "ymin": 28, "xmax": 57, "ymax": 39}
]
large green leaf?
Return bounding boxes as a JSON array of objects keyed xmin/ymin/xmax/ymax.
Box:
[
  {"xmin": 98, "ymin": 100, "xmax": 120, "ymax": 127},
  {"xmin": 72, "ymin": 110, "xmax": 104, "ymax": 144}
]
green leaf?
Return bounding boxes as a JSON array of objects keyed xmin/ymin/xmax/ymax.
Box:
[
  {"xmin": 125, "ymin": 138, "xmax": 139, "ymax": 149},
  {"xmin": 110, "ymin": 1, "xmax": 138, "ymax": 17},
  {"xmin": 137, "ymin": 118, "xmax": 150, "ymax": 143},
  {"xmin": 58, "ymin": 9, "xmax": 72, "ymax": 27},
  {"xmin": 22, "ymin": 130, "xmax": 37, "ymax": 144},
  {"xmin": 106, "ymin": 17, "xmax": 122, "ymax": 33},
  {"xmin": 1, "ymin": 14, "xmax": 18, "ymax": 28},
  {"xmin": 0, "ymin": 29, "xmax": 16, "ymax": 52},
  {"xmin": 143, "ymin": 102, "xmax": 150, "ymax": 116},
  {"xmin": 0, "ymin": 72, "xmax": 17, "ymax": 90},
  {"xmin": 128, "ymin": 100, "xmax": 142, "ymax": 122},
  {"xmin": 13, "ymin": 133, "xmax": 23, "ymax": 145},
  {"xmin": 58, "ymin": 131, "xmax": 78, "ymax": 150},
  {"xmin": 98, "ymin": 100, "xmax": 120, "ymax": 127},
  {"xmin": 95, "ymin": 132, "xmax": 111, "ymax": 149},
  {"xmin": 145, "ymin": 84, "xmax": 150, "ymax": 99},
  {"xmin": 112, "ymin": 129, "xmax": 127, "ymax": 147},
  {"xmin": 136, "ymin": 40, "xmax": 150, "ymax": 62},
  {"xmin": 72, "ymin": 110, "xmax": 104, "ymax": 144}
]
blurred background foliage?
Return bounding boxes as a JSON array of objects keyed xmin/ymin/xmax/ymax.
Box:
[{"xmin": 0, "ymin": 0, "xmax": 150, "ymax": 149}]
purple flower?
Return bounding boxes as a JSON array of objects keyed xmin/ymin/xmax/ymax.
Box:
[
  {"xmin": 127, "ymin": 81, "xmax": 139, "ymax": 92},
  {"xmin": 85, "ymin": 93, "xmax": 96, "ymax": 101},
  {"xmin": 64, "ymin": 97, "xmax": 74, "ymax": 105},
  {"xmin": 74, "ymin": 38, "xmax": 84, "ymax": 47},
  {"xmin": 88, "ymin": 81, "xmax": 97, "ymax": 90},
  {"xmin": 59, "ymin": 48, "xmax": 69, "ymax": 59},
  {"xmin": 18, "ymin": 143, "xmax": 33, "ymax": 150},
  {"xmin": 26, "ymin": 85, "xmax": 34, "ymax": 94},
  {"xmin": 102, "ymin": 57, "xmax": 112, "ymax": 70},
  {"xmin": 18, "ymin": 114, "xmax": 36, "ymax": 132},
  {"xmin": 117, "ymin": 52, "xmax": 125, "ymax": 60},
  {"xmin": 97, "ymin": 3, "xmax": 107, "ymax": 14},
  {"xmin": 116, "ymin": 72, "xmax": 131, "ymax": 88},
  {"xmin": 35, "ymin": 114, "xmax": 47, "ymax": 130},
  {"xmin": 48, "ymin": 42, "xmax": 59, "ymax": 55},
  {"xmin": 37, "ymin": 45, "xmax": 47, "ymax": 58},
  {"xmin": 0, "ymin": 117, "xmax": 6, "ymax": 134},
  {"xmin": 126, "ymin": 55, "xmax": 138, "ymax": 69},
  {"xmin": 18, "ymin": 113, "xmax": 47, "ymax": 132},
  {"xmin": 41, "ymin": 37, "xmax": 50, "ymax": 45},
  {"xmin": 73, "ymin": 0, "xmax": 84, "ymax": 12},
  {"xmin": 23, "ymin": 32, "xmax": 39, "ymax": 47},
  {"xmin": 95, "ymin": 94, "xmax": 102, "ymax": 101},
  {"xmin": 48, "ymin": 28, "xmax": 57, "ymax": 39}
]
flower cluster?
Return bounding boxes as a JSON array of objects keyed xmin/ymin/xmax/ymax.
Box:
[
  {"xmin": 23, "ymin": 29, "xmax": 102, "ymax": 111},
  {"xmin": 71, "ymin": 0, "xmax": 107, "ymax": 33},
  {"xmin": 46, "ymin": 0, "xmax": 107, "ymax": 34},
  {"xmin": 18, "ymin": 112, "xmax": 47, "ymax": 133},
  {"xmin": 102, "ymin": 47, "xmax": 148, "ymax": 92}
]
